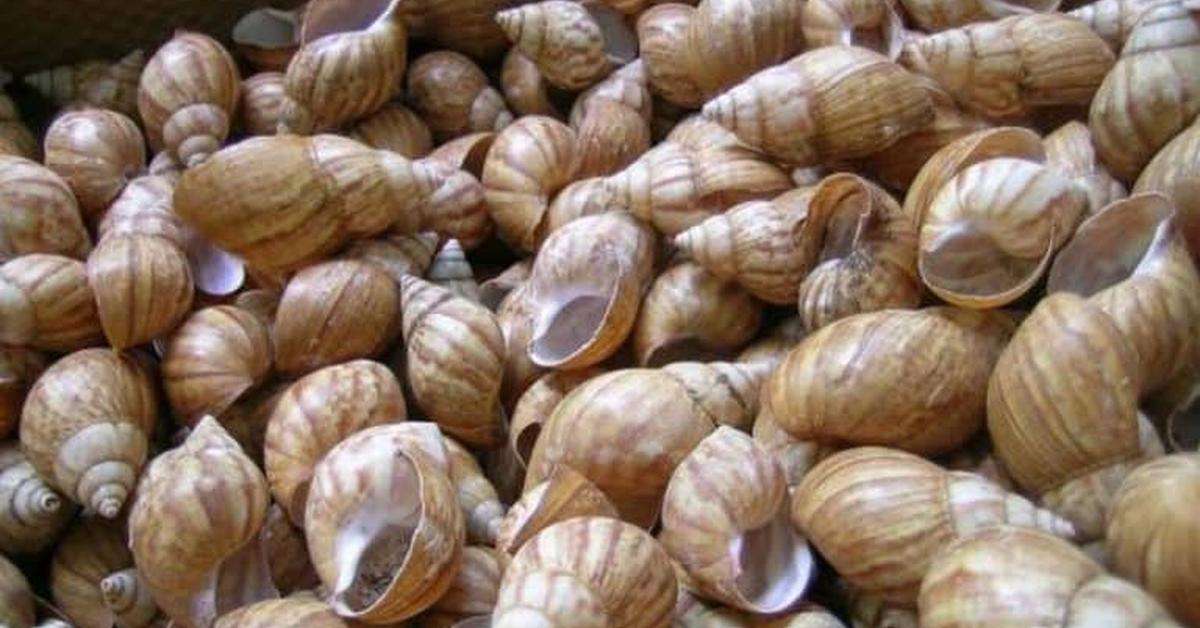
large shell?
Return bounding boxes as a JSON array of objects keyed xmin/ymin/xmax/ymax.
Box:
[
  {"xmin": 496, "ymin": 1, "xmax": 634, "ymax": 91},
  {"xmin": 901, "ymin": 14, "xmax": 1114, "ymax": 120},
  {"xmin": 508, "ymin": 368, "xmax": 602, "ymax": 467},
  {"xmin": 918, "ymin": 157, "xmax": 1086, "ymax": 308},
  {"xmin": 661, "ymin": 427, "xmax": 814, "ymax": 613},
  {"xmin": 1135, "ymin": 119, "xmax": 1200, "ymax": 259},
  {"xmin": 129, "ymin": 418, "xmax": 272, "ymax": 627},
  {"xmin": 348, "ymin": 102, "xmax": 434, "ymax": 158},
  {"xmin": 273, "ymin": 259, "xmax": 402, "ymax": 376},
  {"xmin": 87, "ymin": 233, "xmax": 194, "ymax": 351},
  {"xmin": 795, "ymin": 174, "xmax": 920, "ymax": 330},
  {"xmin": 0, "ymin": 156, "xmax": 91, "ymax": 261},
  {"xmin": 919, "ymin": 527, "xmax": 1177, "ymax": 627},
  {"xmin": 493, "ymin": 517, "xmax": 676, "ymax": 628},
  {"xmin": 20, "ymin": 348, "xmax": 157, "ymax": 517},
  {"xmin": 399, "ymin": 0, "xmax": 511, "ymax": 61},
  {"xmin": 138, "ymin": 32, "xmax": 240, "ymax": 167},
  {"xmin": 401, "ymin": 274, "xmax": 506, "ymax": 448},
  {"xmin": 280, "ymin": 0, "xmax": 406, "ymax": 134},
  {"xmin": 1043, "ymin": 121, "xmax": 1126, "ymax": 215},
  {"xmin": 238, "ymin": 72, "xmax": 288, "ymax": 137},
  {"xmin": 802, "ymin": 0, "xmax": 906, "ymax": 60},
  {"xmin": 524, "ymin": 212, "xmax": 656, "ymax": 370},
  {"xmin": 0, "ymin": 554, "xmax": 34, "ymax": 628},
  {"xmin": 702, "ymin": 46, "xmax": 933, "ymax": 167},
  {"xmin": 0, "ymin": 254, "xmax": 103, "ymax": 351},
  {"xmin": 632, "ymin": 262, "xmax": 762, "ymax": 366},
  {"xmin": 0, "ymin": 442, "xmax": 75, "ymax": 555},
  {"xmin": 43, "ymin": 109, "xmax": 145, "ymax": 218},
  {"xmin": 23, "ymin": 50, "xmax": 144, "ymax": 117},
  {"xmin": 215, "ymin": 597, "xmax": 344, "ymax": 628},
  {"xmin": 1107, "ymin": 453, "xmax": 1200, "ymax": 625},
  {"xmin": 766, "ymin": 308, "xmax": 1013, "ymax": 456},
  {"xmin": 304, "ymin": 423, "xmax": 465, "ymax": 623},
  {"xmin": 495, "ymin": 465, "xmax": 617, "ymax": 556},
  {"xmin": 793, "ymin": 448, "xmax": 1075, "ymax": 606},
  {"xmin": 265, "ymin": 360, "xmax": 407, "ymax": 526},
  {"xmin": 0, "ymin": 348, "xmax": 43, "ymax": 439},
  {"xmin": 570, "ymin": 62, "xmax": 653, "ymax": 178},
  {"xmin": 407, "ymin": 51, "xmax": 513, "ymax": 141},
  {"xmin": 50, "ymin": 517, "xmax": 134, "ymax": 628},
  {"xmin": 636, "ymin": 4, "xmax": 705, "ymax": 109}
]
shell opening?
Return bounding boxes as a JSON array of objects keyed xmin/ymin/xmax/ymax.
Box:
[
  {"xmin": 303, "ymin": 0, "xmax": 398, "ymax": 42},
  {"xmin": 529, "ymin": 286, "xmax": 615, "ymax": 367},
  {"xmin": 232, "ymin": 8, "xmax": 300, "ymax": 47},
  {"xmin": 333, "ymin": 451, "xmax": 423, "ymax": 614},
  {"xmin": 183, "ymin": 224, "xmax": 246, "ymax": 297},
  {"xmin": 919, "ymin": 220, "xmax": 1050, "ymax": 301},
  {"xmin": 1046, "ymin": 194, "xmax": 1173, "ymax": 297},
  {"xmin": 729, "ymin": 510, "xmax": 815, "ymax": 613},
  {"xmin": 585, "ymin": 1, "xmax": 639, "ymax": 66}
]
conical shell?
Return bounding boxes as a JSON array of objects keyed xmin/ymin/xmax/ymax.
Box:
[
  {"xmin": 130, "ymin": 418, "xmax": 273, "ymax": 628},
  {"xmin": 901, "ymin": 14, "xmax": 1114, "ymax": 120},
  {"xmin": 918, "ymin": 157, "xmax": 1086, "ymax": 308},
  {"xmin": 496, "ymin": 1, "xmax": 626, "ymax": 91},
  {"xmin": 0, "ymin": 443, "xmax": 75, "ymax": 556},
  {"xmin": 274, "ymin": 259, "xmax": 402, "ymax": 376},
  {"xmin": 427, "ymin": 239, "xmax": 481, "ymax": 302},
  {"xmin": 304, "ymin": 423, "xmax": 465, "ymax": 623},
  {"xmin": 702, "ymin": 46, "xmax": 933, "ymax": 166},
  {"xmin": 508, "ymin": 368, "xmax": 602, "ymax": 467},
  {"xmin": 496, "ymin": 465, "xmax": 616, "ymax": 556},
  {"xmin": 50, "ymin": 517, "xmax": 134, "ymax": 628},
  {"xmin": 1069, "ymin": 0, "xmax": 1177, "ymax": 52},
  {"xmin": 795, "ymin": 174, "xmax": 920, "ymax": 330},
  {"xmin": 766, "ymin": 308, "xmax": 1013, "ymax": 456},
  {"xmin": 524, "ymin": 212, "xmax": 656, "ymax": 369},
  {"xmin": 407, "ymin": 51, "xmax": 512, "ymax": 141},
  {"xmin": 0, "ymin": 254, "xmax": 103, "ymax": 351},
  {"xmin": 1135, "ymin": 119, "xmax": 1200, "ymax": 259},
  {"xmin": 0, "ymin": 156, "xmax": 91, "ymax": 261},
  {"xmin": 265, "ymin": 360, "xmax": 407, "ymax": 526},
  {"xmin": 87, "ymin": 233, "xmax": 195, "ymax": 350},
  {"xmin": 43, "ymin": 109, "xmax": 145, "ymax": 218},
  {"xmin": 430, "ymin": 545, "xmax": 506, "ymax": 617},
  {"xmin": 100, "ymin": 568, "xmax": 162, "ymax": 628},
  {"xmin": 793, "ymin": 448, "xmax": 1076, "ymax": 606},
  {"xmin": 1108, "ymin": 453, "xmax": 1200, "ymax": 625},
  {"xmin": 683, "ymin": 0, "xmax": 804, "ymax": 101},
  {"xmin": 1089, "ymin": 1, "xmax": 1200, "ymax": 182},
  {"xmin": 215, "ymin": 597, "xmax": 345, "ymax": 628},
  {"xmin": 632, "ymin": 262, "xmax": 762, "ymax": 367},
  {"xmin": 1043, "ymin": 121, "xmax": 1126, "ymax": 215},
  {"xmin": 401, "ymin": 274, "xmax": 505, "ymax": 448},
  {"xmin": 987, "ymin": 293, "xmax": 1150, "ymax": 539},
  {"xmin": 344, "ymin": 233, "xmax": 437, "ymax": 287},
  {"xmin": 675, "ymin": 188, "xmax": 815, "ymax": 305},
  {"xmin": 138, "ymin": 32, "xmax": 240, "ymax": 167},
  {"xmin": 0, "ymin": 554, "xmax": 34, "ymax": 628},
  {"xmin": 919, "ymin": 527, "xmax": 1177, "ymax": 627},
  {"xmin": 802, "ymin": 0, "xmax": 906, "ymax": 60},
  {"xmin": 348, "ymin": 101, "xmax": 433, "ymax": 158},
  {"xmin": 20, "ymin": 348, "xmax": 158, "ymax": 517},
  {"xmin": 0, "ymin": 347, "xmax": 43, "ymax": 439},
  {"xmin": 493, "ymin": 517, "xmax": 676, "ymax": 628},
  {"xmin": 23, "ymin": 50, "xmax": 145, "ymax": 117},
  {"xmin": 662, "ymin": 427, "xmax": 814, "ymax": 614},
  {"xmin": 280, "ymin": 0, "xmax": 406, "ymax": 134},
  {"xmin": 237, "ymin": 72, "xmax": 288, "ymax": 137}
]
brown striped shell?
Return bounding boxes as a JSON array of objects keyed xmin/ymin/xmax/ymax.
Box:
[
  {"xmin": 0, "ymin": 254, "xmax": 103, "ymax": 352},
  {"xmin": 495, "ymin": 465, "xmax": 617, "ymax": 556},
  {"xmin": 0, "ymin": 156, "xmax": 91, "ymax": 261},
  {"xmin": 238, "ymin": 72, "xmax": 289, "ymax": 137},
  {"xmin": 1043, "ymin": 121, "xmax": 1126, "ymax": 216},
  {"xmin": 215, "ymin": 596, "xmax": 345, "ymax": 628},
  {"xmin": 43, "ymin": 109, "xmax": 145, "ymax": 219},
  {"xmin": 1135, "ymin": 119, "xmax": 1200, "ymax": 259},
  {"xmin": 348, "ymin": 102, "xmax": 434, "ymax": 158},
  {"xmin": 406, "ymin": 51, "xmax": 513, "ymax": 140},
  {"xmin": 0, "ymin": 348, "xmax": 43, "ymax": 440}
]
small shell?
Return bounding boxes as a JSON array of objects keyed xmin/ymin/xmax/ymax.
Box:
[
  {"xmin": 919, "ymin": 527, "xmax": 1176, "ymax": 627},
  {"xmin": 500, "ymin": 48, "xmax": 563, "ymax": 119},
  {"xmin": 342, "ymin": 231, "xmax": 440, "ymax": 284},
  {"xmin": 430, "ymin": 545, "xmax": 506, "ymax": 617},
  {"xmin": 0, "ymin": 254, "xmax": 103, "ymax": 351},
  {"xmin": 766, "ymin": 308, "xmax": 1014, "ymax": 456},
  {"xmin": 802, "ymin": 0, "xmax": 907, "ymax": 60},
  {"xmin": 632, "ymin": 262, "xmax": 762, "ymax": 366},
  {"xmin": 793, "ymin": 448, "xmax": 1076, "ymax": 605},
  {"xmin": 1043, "ymin": 121, "xmax": 1126, "ymax": 215},
  {"xmin": 138, "ymin": 32, "xmax": 240, "ymax": 167},
  {"xmin": 1068, "ymin": 0, "xmax": 1177, "ymax": 52},
  {"xmin": 1108, "ymin": 453, "xmax": 1200, "ymax": 625},
  {"xmin": 493, "ymin": 517, "xmax": 676, "ymax": 628},
  {"xmin": 661, "ymin": 427, "xmax": 814, "ymax": 613},
  {"xmin": 87, "ymin": 233, "xmax": 195, "ymax": 350},
  {"xmin": 238, "ymin": 72, "xmax": 288, "ymax": 137},
  {"xmin": 305, "ymin": 423, "xmax": 465, "ymax": 623},
  {"xmin": 495, "ymin": 465, "xmax": 617, "ymax": 555},
  {"xmin": 130, "ymin": 418, "xmax": 272, "ymax": 627},
  {"xmin": 0, "ymin": 156, "xmax": 91, "ymax": 261},
  {"xmin": 407, "ymin": 51, "xmax": 513, "ymax": 140},
  {"xmin": 0, "ymin": 554, "xmax": 35, "ymax": 628},
  {"xmin": 496, "ymin": 1, "xmax": 632, "ymax": 91},
  {"xmin": 215, "ymin": 597, "xmax": 344, "ymax": 628},
  {"xmin": 23, "ymin": 50, "xmax": 145, "ymax": 117},
  {"xmin": 232, "ymin": 7, "xmax": 302, "ymax": 73},
  {"xmin": 401, "ymin": 274, "xmax": 506, "ymax": 448},
  {"xmin": 43, "ymin": 109, "xmax": 146, "ymax": 218},
  {"xmin": 0, "ymin": 347, "xmax": 44, "ymax": 439},
  {"xmin": 273, "ymin": 259, "xmax": 402, "ymax": 376},
  {"xmin": 1135, "ymin": 119, "xmax": 1200, "ymax": 259},
  {"xmin": 898, "ymin": 0, "xmax": 1060, "ymax": 33},
  {"xmin": 49, "ymin": 517, "xmax": 133, "ymax": 628},
  {"xmin": 508, "ymin": 368, "xmax": 602, "ymax": 467},
  {"xmin": 0, "ymin": 443, "xmax": 75, "ymax": 556},
  {"xmin": 348, "ymin": 102, "xmax": 434, "ymax": 158},
  {"xmin": 100, "ymin": 568, "xmax": 162, "ymax": 628},
  {"xmin": 265, "ymin": 360, "xmax": 407, "ymax": 526},
  {"xmin": 427, "ymin": 239, "xmax": 482, "ymax": 302},
  {"xmin": 918, "ymin": 157, "xmax": 1086, "ymax": 308}
]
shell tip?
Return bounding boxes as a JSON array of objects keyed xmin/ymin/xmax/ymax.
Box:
[{"xmin": 97, "ymin": 497, "xmax": 123, "ymax": 519}]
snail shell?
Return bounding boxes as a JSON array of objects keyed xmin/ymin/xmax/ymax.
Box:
[
  {"xmin": 1135, "ymin": 118, "xmax": 1200, "ymax": 260},
  {"xmin": 20, "ymin": 348, "xmax": 158, "ymax": 517},
  {"xmin": 897, "ymin": 0, "xmax": 1059, "ymax": 32},
  {"xmin": 1043, "ymin": 120, "xmax": 1126, "ymax": 216},
  {"xmin": 1069, "ymin": 0, "xmax": 1178, "ymax": 52},
  {"xmin": 427, "ymin": 239, "xmax": 482, "ymax": 302},
  {"xmin": 215, "ymin": 596, "xmax": 344, "ymax": 628},
  {"xmin": 570, "ymin": 61, "xmax": 653, "ymax": 178},
  {"xmin": 0, "ymin": 156, "xmax": 91, "ymax": 261},
  {"xmin": 0, "ymin": 554, "xmax": 35, "ymax": 628},
  {"xmin": 100, "ymin": 568, "xmax": 162, "ymax": 628},
  {"xmin": 262, "ymin": 504, "xmax": 320, "ymax": 595},
  {"xmin": 509, "ymin": 368, "xmax": 602, "ymax": 467},
  {"xmin": 636, "ymin": 4, "xmax": 705, "ymax": 109},
  {"xmin": 444, "ymin": 437, "xmax": 504, "ymax": 546},
  {"xmin": 400, "ymin": 0, "xmax": 511, "ymax": 62},
  {"xmin": 0, "ymin": 254, "xmax": 103, "ymax": 352},
  {"xmin": 138, "ymin": 31, "xmax": 240, "ymax": 168},
  {"xmin": 500, "ymin": 48, "xmax": 564, "ymax": 119},
  {"xmin": 24, "ymin": 50, "xmax": 144, "ymax": 117},
  {"xmin": 0, "ymin": 442, "xmax": 75, "ymax": 556},
  {"xmin": 752, "ymin": 406, "xmax": 835, "ymax": 489},
  {"xmin": 342, "ymin": 231, "xmax": 439, "ymax": 285},
  {"xmin": 495, "ymin": 465, "xmax": 617, "ymax": 556},
  {"xmin": 43, "ymin": 109, "xmax": 145, "ymax": 218},
  {"xmin": 0, "ymin": 347, "xmax": 44, "ymax": 439},
  {"xmin": 86, "ymin": 232, "xmax": 195, "ymax": 351},
  {"xmin": 407, "ymin": 51, "xmax": 513, "ymax": 140},
  {"xmin": 677, "ymin": 0, "xmax": 804, "ymax": 104},
  {"xmin": 496, "ymin": 283, "xmax": 543, "ymax": 408},
  {"xmin": 496, "ymin": 1, "xmax": 635, "ymax": 91},
  {"xmin": 0, "ymin": 95, "xmax": 37, "ymax": 160},
  {"xmin": 348, "ymin": 102, "xmax": 434, "ymax": 158},
  {"xmin": 430, "ymin": 545, "xmax": 506, "ymax": 617},
  {"xmin": 237, "ymin": 72, "xmax": 288, "ymax": 137},
  {"xmin": 49, "ymin": 517, "xmax": 136, "ymax": 628}
]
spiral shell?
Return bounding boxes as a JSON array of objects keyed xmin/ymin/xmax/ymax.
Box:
[
  {"xmin": 496, "ymin": 1, "xmax": 634, "ymax": 91},
  {"xmin": 0, "ymin": 156, "xmax": 91, "ymax": 261},
  {"xmin": 50, "ymin": 517, "xmax": 134, "ymax": 628},
  {"xmin": 426, "ymin": 545, "xmax": 506, "ymax": 620},
  {"xmin": 570, "ymin": 62, "xmax": 653, "ymax": 178},
  {"xmin": 342, "ymin": 231, "xmax": 439, "ymax": 284},
  {"xmin": 43, "ymin": 109, "xmax": 145, "ymax": 218},
  {"xmin": 636, "ymin": 4, "xmax": 705, "ymax": 108},
  {"xmin": 752, "ymin": 407, "xmax": 834, "ymax": 489},
  {"xmin": 802, "ymin": 0, "xmax": 906, "ymax": 60},
  {"xmin": 1043, "ymin": 120, "xmax": 1126, "ymax": 215},
  {"xmin": 898, "ymin": 0, "xmax": 1060, "ymax": 32},
  {"xmin": 23, "ymin": 50, "xmax": 145, "ymax": 117},
  {"xmin": 793, "ymin": 448, "xmax": 1076, "ymax": 605},
  {"xmin": 407, "ymin": 51, "xmax": 512, "ymax": 141},
  {"xmin": 496, "ymin": 283, "xmax": 543, "ymax": 408},
  {"xmin": 100, "ymin": 568, "xmax": 161, "ymax": 628},
  {"xmin": 0, "ymin": 442, "xmax": 75, "ymax": 556},
  {"xmin": 493, "ymin": 517, "xmax": 676, "ymax": 628},
  {"xmin": 0, "ymin": 254, "xmax": 102, "ymax": 351},
  {"xmin": 348, "ymin": 102, "xmax": 434, "ymax": 158},
  {"xmin": 1135, "ymin": 119, "xmax": 1200, "ymax": 259},
  {"xmin": 427, "ymin": 239, "xmax": 481, "ymax": 302},
  {"xmin": 238, "ymin": 72, "xmax": 288, "ymax": 137},
  {"xmin": 496, "ymin": 465, "xmax": 616, "ymax": 556}
]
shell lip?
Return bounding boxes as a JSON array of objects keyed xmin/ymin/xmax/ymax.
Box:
[
  {"xmin": 526, "ymin": 255, "xmax": 625, "ymax": 369},
  {"xmin": 919, "ymin": 218, "xmax": 1058, "ymax": 309},
  {"xmin": 727, "ymin": 513, "xmax": 816, "ymax": 614},
  {"xmin": 301, "ymin": 0, "xmax": 401, "ymax": 43}
]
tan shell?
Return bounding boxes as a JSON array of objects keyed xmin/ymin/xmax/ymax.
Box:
[
  {"xmin": 1108, "ymin": 453, "xmax": 1200, "ymax": 625},
  {"xmin": 443, "ymin": 437, "xmax": 504, "ymax": 546},
  {"xmin": 407, "ymin": 51, "xmax": 513, "ymax": 141},
  {"xmin": 0, "ymin": 254, "xmax": 103, "ymax": 351},
  {"xmin": 766, "ymin": 308, "xmax": 1013, "ymax": 456},
  {"xmin": 508, "ymin": 368, "xmax": 602, "ymax": 467},
  {"xmin": 43, "ymin": 109, "xmax": 145, "ymax": 218},
  {"xmin": 1043, "ymin": 121, "xmax": 1126, "ymax": 215},
  {"xmin": 751, "ymin": 406, "xmax": 835, "ymax": 489},
  {"xmin": 273, "ymin": 259, "xmax": 402, "ymax": 376},
  {"xmin": 23, "ymin": 50, "xmax": 144, "ymax": 117},
  {"xmin": 495, "ymin": 465, "xmax": 617, "ymax": 555},
  {"xmin": 1069, "ymin": 0, "xmax": 1177, "ymax": 52},
  {"xmin": 662, "ymin": 427, "xmax": 814, "ymax": 613},
  {"xmin": 265, "ymin": 360, "xmax": 407, "ymax": 526},
  {"xmin": 0, "ymin": 95, "xmax": 37, "ymax": 160},
  {"xmin": 348, "ymin": 102, "xmax": 434, "ymax": 158},
  {"xmin": 802, "ymin": 0, "xmax": 906, "ymax": 60},
  {"xmin": 20, "ymin": 348, "xmax": 157, "ymax": 517},
  {"xmin": 500, "ymin": 48, "xmax": 563, "ymax": 119},
  {"xmin": 401, "ymin": 274, "xmax": 506, "ymax": 448},
  {"xmin": 215, "ymin": 597, "xmax": 345, "ymax": 628},
  {"xmin": 1136, "ymin": 119, "xmax": 1200, "ymax": 259},
  {"xmin": 50, "ymin": 517, "xmax": 134, "ymax": 628},
  {"xmin": 636, "ymin": 4, "xmax": 705, "ymax": 109},
  {"xmin": 0, "ymin": 442, "xmax": 75, "ymax": 556},
  {"xmin": 1090, "ymin": 2, "xmax": 1200, "ymax": 182},
  {"xmin": 232, "ymin": 7, "xmax": 302, "ymax": 73},
  {"xmin": 795, "ymin": 174, "xmax": 921, "ymax": 330},
  {"xmin": 429, "ymin": 545, "xmax": 506, "ymax": 617},
  {"xmin": 342, "ymin": 231, "xmax": 438, "ymax": 285},
  {"xmin": 496, "ymin": 1, "xmax": 630, "ymax": 91},
  {"xmin": 280, "ymin": 0, "xmax": 406, "ymax": 134},
  {"xmin": 427, "ymin": 239, "xmax": 482, "ymax": 302},
  {"xmin": 632, "ymin": 262, "xmax": 762, "ymax": 367},
  {"xmin": 0, "ymin": 156, "xmax": 91, "ymax": 261},
  {"xmin": 702, "ymin": 46, "xmax": 933, "ymax": 167},
  {"xmin": 736, "ymin": 318, "xmax": 807, "ymax": 372},
  {"xmin": 262, "ymin": 504, "xmax": 320, "ymax": 595},
  {"xmin": 420, "ymin": 144, "xmax": 496, "ymax": 251},
  {"xmin": 238, "ymin": 72, "xmax": 288, "ymax": 137},
  {"xmin": 918, "ymin": 157, "xmax": 1086, "ymax": 308},
  {"xmin": 0, "ymin": 347, "xmax": 43, "ymax": 439},
  {"xmin": 675, "ymin": 597, "xmax": 847, "ymax": 627},
  {"xmin": 524, "ymin": 212, "xmax": 656, "ymax": 370},
  {"xmin": 794, "ymin": 448, "xmax": 1075, "ymax": 606},
  {"xmin": 919, "ymin": 527, "xmax": 1177, "ymax": 627},
  {"xmin": 570, "ymin": 61, "xmax": 653, "ymax": 178},
  {"xmin": 493, "ymin": 517, "xmax": 676, "ymax": 628},
  {"xmin": 0, "ymin": 554, "xmax": 35, "ymax": 628},
  {"xmin": 130, "ymin": 418, "xmax": 272, "ymax": 627},
  {"xmin": 304, "ymin": 423, "xmax": 465, "ymax": 623},
  {"xmin": 901, "ymin": 14, "xmax": 1114, "ymax": 120},
  {"xmin": 897, "ymin": 0, "xmax": 1059, "ymax": 32},
  {"xmin": 87, "ymin": 235, "xmax": 194, "ymax": 351},
  {"xmin": 138, "ymin": 32, "xmax": 240, "ymax": 167}
]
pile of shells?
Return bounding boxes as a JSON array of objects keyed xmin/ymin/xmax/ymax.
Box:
[{"xmin": 2, "ymin": 0, "xmax": 1200, "ymax": 625}]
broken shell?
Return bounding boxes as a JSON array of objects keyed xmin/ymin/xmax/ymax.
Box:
[
  {"xmin": 407, "ymin": 51, "xmax": 513, "ymax": 140},
  {"xmin": 349, "ymin": 102, "xmax": 434, "ymax": 158},
  {"xmin": 43, "ymin": 109, "xmax": 145, "ymax": 218},
  {"xmin": 238, "ymin": 72, "xmax": 288, "ymax": 137},
  {"xmin": 0, "ymin": 156, "xmax": 91, "ymax": 261},
  {"xmin": 1043, "ymin": 120, "xmax": 1126, "ymax": 215},
  {"xmin": 0, "ymin": 254, "xmax": 103, "ymax": 351},
  {"xmin": 495, "ymin": 465, "xmax": 617, "ymax": 555},
  {"xmin": 0, "ymin": 442, "xmax": 75, "ymax": 556}
]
